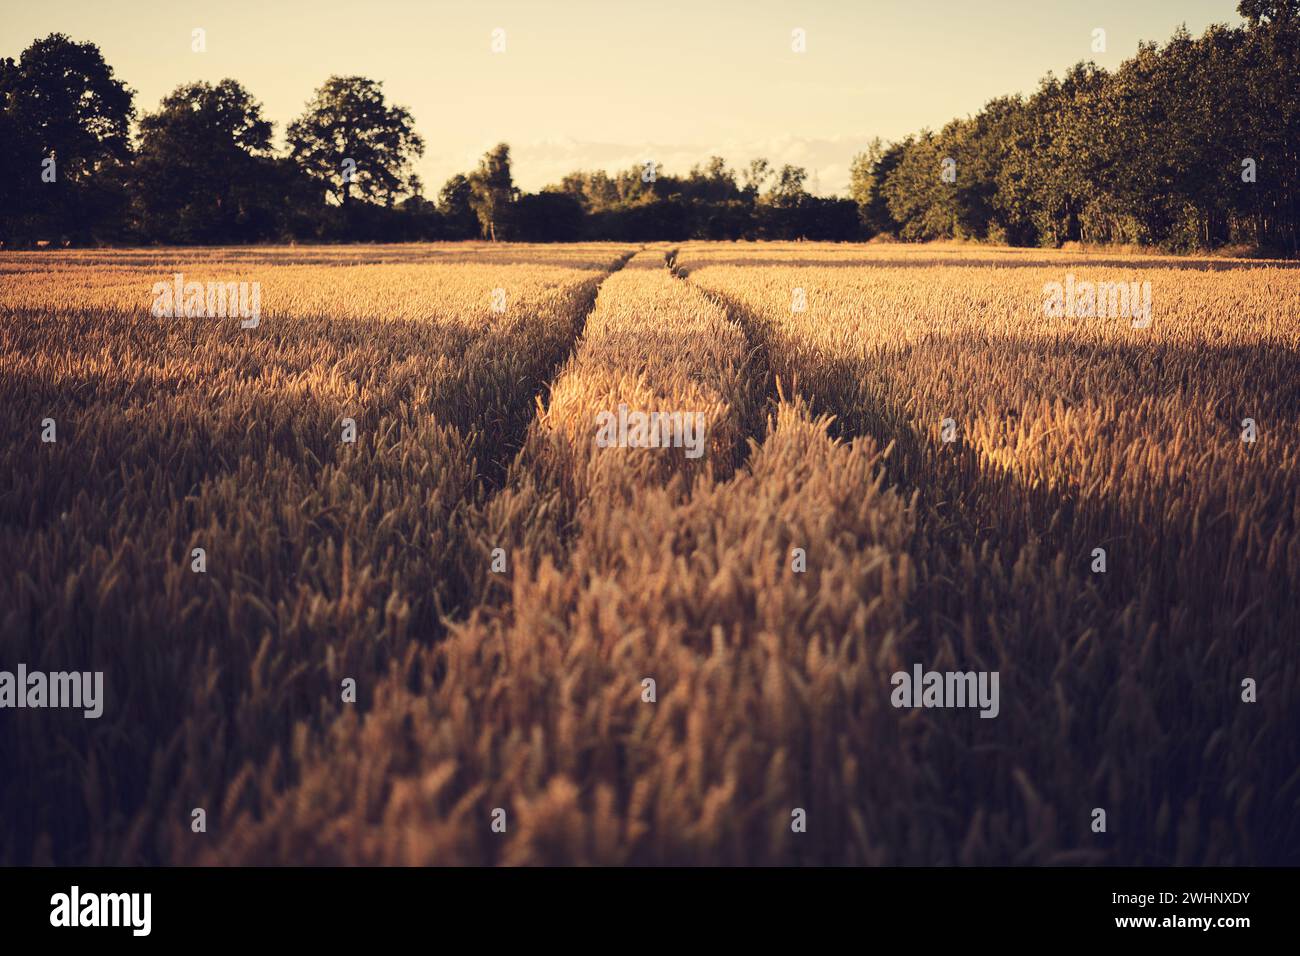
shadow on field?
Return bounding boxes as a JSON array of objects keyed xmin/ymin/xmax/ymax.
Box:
[{"xmin": 697, "ymin": 285, "xmax": 1300, "ymax": 865}]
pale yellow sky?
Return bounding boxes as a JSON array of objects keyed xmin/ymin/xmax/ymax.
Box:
[{"xmin": 2, "ymin": 0, "xmax": 1244, "ymax": 195}]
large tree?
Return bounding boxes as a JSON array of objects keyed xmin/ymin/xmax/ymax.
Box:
[
  {"xmin": 848, "ymin": 139, "xmax": 891, "ymax": 236},
  {"xmin": 765, "ymin": 164, "xmax": 808, "ymax": 208},
  {"xmin": 1237, "ymin": 0, "xmax": 1300, "ymax": 252},
  {"xmin": 287, "ymin": 76, "xmax": 424, "ymax": 208},
  {"xmin": 741, "ymin": 158, "xmax": 772, "ymax": 198},
  {"xmin": 133, "ymin": 79, "xmax": 298, "ymax": 242},
  {"xmin": 683, "ymin": 156, "xmax": 739, "ymax": 203},
  {"xmin": 467, "ymin": 142, "xmax": 517, "ymax": 240},
  {"xmin": 1239, "ymin": 0, "xmax": 1300, "ymax": 24},
  {"xmin": 437, "ymin": 173, "xmax": 479, "ymax": 238},
  {"xmin": 0, "ymin": 33, "xmax": 134, "ymax": 243}
]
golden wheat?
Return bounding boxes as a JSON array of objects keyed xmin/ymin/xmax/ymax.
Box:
[{"xmin": 2, "ymin": 241, "xmax": 1297, "ymax": 866}]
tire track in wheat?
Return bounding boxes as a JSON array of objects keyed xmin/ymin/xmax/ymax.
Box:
[{"xmin": 197, "ymin": 247, "xmax": 917, "ymax": 866}]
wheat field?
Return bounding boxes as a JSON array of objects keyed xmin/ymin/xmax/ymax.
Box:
[{"xmin": 2, "ymin": 241, "xmax": 1297, "ymax": 865}]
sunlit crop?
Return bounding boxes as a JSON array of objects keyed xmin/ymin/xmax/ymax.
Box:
[{"xmin": 2, "ymin": 241, "xmax": 1296, "ymax": 865}]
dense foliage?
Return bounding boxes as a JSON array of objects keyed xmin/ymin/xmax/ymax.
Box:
[
  {"xmin": 2, "ymin": 3, "xmax": 1297, "ymax": 250},
  {"xmin": 854, "ymin": 2, "xmax": 1300, "ymax": 254}
]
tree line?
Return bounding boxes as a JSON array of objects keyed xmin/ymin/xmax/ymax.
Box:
[
  {"xmin": 852, "ymin": 0, "xmax": 1300, "ymax": 254},
  {"xmin": 2, "ymin": 1, "xmax": 1296, "ymax": 251},
  {"xmin": 0, "ymin": 34, "xmax": 856, "ymax": 245}
]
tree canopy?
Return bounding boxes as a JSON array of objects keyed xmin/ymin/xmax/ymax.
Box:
[
  {"xmin": 852, "ymin": 3, "xmax": 1300, "ymax": 254},
  {"xmin": 0, "ymin": 33, "xmax": 134, "ymax": 243},
  {"xmin": 287, "ymin": 76, "xmax": 424, "ymax": 208},
  {"xmin": 3, "ymin": 5, "xmax": 1297, "ymax": 251}
]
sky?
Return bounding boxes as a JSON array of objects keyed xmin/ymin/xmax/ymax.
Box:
[{"xmin": 3, "ymin": 0, "xmax": 1246, "ymax": 197}]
